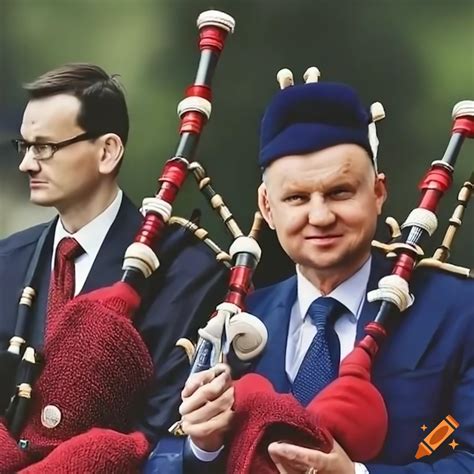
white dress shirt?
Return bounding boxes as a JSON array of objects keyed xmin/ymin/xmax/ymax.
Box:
[
  {"xmin": 51, "ymin": 189, "xmax": 123, "ymax": 295},
  {"xmin": 286, "ymin": 257, "xmax": 371, "ymax": 382},
  {"xmin": 191, "ymin": 257, "xmax": 372, "ymax": 473}
]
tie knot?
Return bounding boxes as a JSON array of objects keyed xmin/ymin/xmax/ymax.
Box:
[
  {"xmin": 306, "ymin": 297, "xmax": 343, "ymax": 329},
  {"xmin": 56, "ymin": 237, "xmax": 84, "ymax": 261}
]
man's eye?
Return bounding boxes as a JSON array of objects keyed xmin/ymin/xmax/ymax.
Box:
[
  {"xmin": 284, "ymin": 195, "xmax": 304, "ymax": 203},
  {"xmin": 330, "ymin": 189, "xmax": 353, "ymax": 199},
  {"xmin": 31, "ymin": 144, "xmax": 50, "ymax": 154}
]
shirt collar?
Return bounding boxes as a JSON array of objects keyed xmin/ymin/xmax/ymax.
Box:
[
  {"xmin": 296, "ymin": 256, "xmax": 372, "ymax": 322},
  {"xmin": 53, "ymin": 189, "xmax": 123, "ymax": 264}
]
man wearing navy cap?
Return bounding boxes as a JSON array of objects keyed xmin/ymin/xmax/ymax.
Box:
[{"xmin": 145, "ymin": 69, "xmax": 473, "ymax": 473}]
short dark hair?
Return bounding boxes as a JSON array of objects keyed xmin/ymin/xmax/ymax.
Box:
[{"xmin": 24, "ymin": 63, "xmax": 129, "ymax": 146}]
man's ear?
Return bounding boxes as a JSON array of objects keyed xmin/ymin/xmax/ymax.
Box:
[
  {"xmin": 98, "ymin": 133, "xmax": 124, "ymax": 175},
  {"xmin": 374, "ymin": 172, "xmax": 387, "ymax": 215},
  {"xmin": 258, "ymin": 182, "xmax": 275, "ymax": 230}
]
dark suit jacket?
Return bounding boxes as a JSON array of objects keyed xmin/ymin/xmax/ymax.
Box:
[
  {"xmin": 0, "ymin": 195, "xmax": 228, "ymax": 444},
  {"xmin": 146, "ymin": 253, "xmax": 474, "ymax": 473}
]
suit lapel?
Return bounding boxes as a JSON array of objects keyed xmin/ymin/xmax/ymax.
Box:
[
  {"xmin": 0, "ymin": 251, "xmax": 36, "ymax": 339},
  {"xmin": 356, "ymin": 252, "xmax": 392, "ymax": 342},
  {"xmin": 375, "ymin": 270, "xmax": 450, "ymax": 373},
  {"xmin": 253, "ymin": 277, "xmax": 297, "ymax": 393},
  {"xmin": 30, "ymin": 230, "xmax": 54, "ymax": 348},
  {"xmin": 80, "ymin": 195, "xmax": 141, "ymax": 294},
  {"xmin": 357, "ymin": 251, "xmax": 448, "ymax": 374},
  {"xmin": 0, "ymin": 221, "xmax": 56, "ymax": 349}
]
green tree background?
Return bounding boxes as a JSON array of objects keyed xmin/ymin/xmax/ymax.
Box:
[{"xmin": 0, "ymin": 0, "xmax": 472, "ymax": 281}]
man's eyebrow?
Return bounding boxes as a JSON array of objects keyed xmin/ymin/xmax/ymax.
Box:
[
  {"xmin": 281, "ymin": 176, "xmax": 361, "ymax": 191},
  {"xmin": 325, "ymin": 179, "xmax": 360, "ymax": 188},
  {"xmin": 19, "ymin": 135, "xmax": 54, "ymax": 142},
  {"xmin": 321, "ymin": 173, "xmax": 362, "ymax": 187}
]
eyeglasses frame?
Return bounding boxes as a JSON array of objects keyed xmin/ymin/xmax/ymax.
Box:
[{"xmin": 11, "ymin": 131, "xmax": 103, "ymax": 161}]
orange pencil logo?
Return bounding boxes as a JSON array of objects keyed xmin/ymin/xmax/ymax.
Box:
[{"xmin": 415, "ymin": 414, "xmax": 459, "ymax": 459}]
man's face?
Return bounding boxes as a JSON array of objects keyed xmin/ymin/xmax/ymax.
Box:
[
  {"xmin": 18, "ymin": 94, "xmax": 103, "ymax": 212},
  {"xmin": 258, "ymin": 144, "xmax": 387, "ymax": 279}
]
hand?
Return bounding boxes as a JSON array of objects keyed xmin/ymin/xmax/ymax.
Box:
[
  {"xmin": 268, "ymin": 438, "xmax": 355, "ymax": 474},
  {"xmin": 179, "ymin": 363, "xmax": 234, "ymax": 452}
]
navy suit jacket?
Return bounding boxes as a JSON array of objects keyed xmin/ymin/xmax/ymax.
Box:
[
  {"xmin": 0, "ymin": 195, "xmax": 228, "ymax": 445},
  {"xmin": 146, "ymin": 253, "xmax": 474, "ymax": 473}
]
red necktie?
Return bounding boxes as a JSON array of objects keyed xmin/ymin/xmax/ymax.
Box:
[{"xmin": 47, "ymin": 237, "xmax": 84, "ymax": 318}]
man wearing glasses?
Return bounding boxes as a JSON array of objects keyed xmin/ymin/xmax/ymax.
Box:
[{"xmin": 0, "ymin": 63, "xmax": 226, "ymax": 471}]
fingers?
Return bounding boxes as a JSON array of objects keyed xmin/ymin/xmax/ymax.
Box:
[
  {"xmin": 181, "ymin": 363, "xmax": 230, "ymax": 398},
  {"xmin": 329, "ymin": 438, "xmax": 344, "ymax": 454},
  {"xmin": 182, "ymin": 406, "xmax": 234, "ymax": 440},
  {"xmin": 181, "ymin": 386, "xmax": 234, "ymax": 424},
  {"xmin": 267, "ymin": 440, "xmax": 355, "ymax": 474},
  {"xmin": 268, "ymin": 442, "xmax": 328, "ymax": 472},
  {"xmin": 268, "ymin": 442, "xmax": 308, "ymax": 472},
  {"xmin": 178, "ymin": 363, "xmax": 235, "ymax": 452},
  {"xmin": 267, "ymin": 444, "xmax": 296, "ymax": 474},
  {"xmin": 180, "ymin": 367, "xmax": 232, "ymax": 416}
]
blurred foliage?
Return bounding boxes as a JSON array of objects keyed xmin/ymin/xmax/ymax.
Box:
[{"xmin": 0, "ymin": 0, "xmax": 472, "ymax": 282}]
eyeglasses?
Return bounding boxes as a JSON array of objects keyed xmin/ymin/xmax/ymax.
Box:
[{"xmin": 11, "ymin": 131, "xmax": 102, "ymax": 161}]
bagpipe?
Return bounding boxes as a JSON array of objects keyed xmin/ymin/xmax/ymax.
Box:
[
  {"xmin": 224, "ymin": 100, "xmax": 474, "ymax": 473},
  {"xmin": 169, "ymin": 206, "xmax": 268, "ymax": 437},
  {"xmin": 150, "ymin": 130, "xmax": 270, "ymax": 434},
  {"xmin": 0, "ymin": 10, "xmax": 237, "ymax": 473},
  {"xmin": 169, "ymin": 160, "xmax": 269, "ymax": 375},
  {"xmin": 168, "ymin": 154, "xmax": 270, "ymax": 432}
]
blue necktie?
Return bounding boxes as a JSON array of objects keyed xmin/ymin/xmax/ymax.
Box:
[{"xmin": 292, "ymin": 297, "xmax": 343, "ymax": 406}]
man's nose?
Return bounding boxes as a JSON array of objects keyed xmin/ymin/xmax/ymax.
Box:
[
  {"xmin": 18, "ymin": 149, "xmax": 41, "ymax": 173},
  {"xmin": 308, "ymin": 197, "xmax": 336, "ymax": 227}
]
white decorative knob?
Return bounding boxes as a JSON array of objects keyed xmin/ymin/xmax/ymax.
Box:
[
  {"xmin": 277, "ymin": 68, "xmax": 294, "ymax": 90},
  {"xmin": 303, "ymin": 66, "xmax": 321, "ymax": 84}
]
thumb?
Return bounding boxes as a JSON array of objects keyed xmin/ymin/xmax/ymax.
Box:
[
  {"xmin": 268, "ymin": 442, "xmax": 330, "ymax": 471},
  {"xmin": 268, "ymin": 442, "xmax": 292, "ymax": 473}
]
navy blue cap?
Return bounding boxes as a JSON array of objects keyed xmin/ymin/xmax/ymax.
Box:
[{"xmin": 259, "ymin": 81, "xmax": 375, "ymax": 169}]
